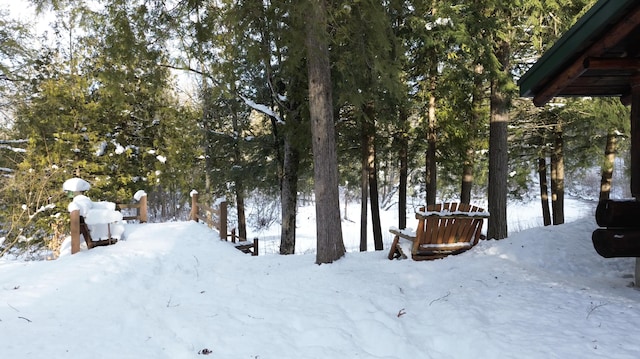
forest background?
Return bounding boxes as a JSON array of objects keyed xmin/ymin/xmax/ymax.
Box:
[{"xmin": 0, "ymin": 0, "xmax": 632, "ymax": 261}]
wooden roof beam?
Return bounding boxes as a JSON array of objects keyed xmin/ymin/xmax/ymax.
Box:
[
  {"xmin": 584, "ymin": 57, "xmax": 640, "ymax": 70},
  {"xmin": 533, "ymin": 6, "xmax": 640, "ymax": 107}
]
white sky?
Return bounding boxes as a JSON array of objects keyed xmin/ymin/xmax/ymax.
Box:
[{"xmin": 1, "ymin": 0, "xmax": 42, "ymax": 23}]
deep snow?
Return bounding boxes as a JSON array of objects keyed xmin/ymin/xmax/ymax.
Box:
[{"xmin": 1, "ymin": 199, "xmax": 640, "ymax": 358}]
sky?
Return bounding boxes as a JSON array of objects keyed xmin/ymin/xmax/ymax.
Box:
[
  {"xmin": 1, "ymin": 0, "xmax": 47, "ymax": 28},
  {"xmin": 1, "ymin": 197, "xmax": 639, "ymax": 358}
]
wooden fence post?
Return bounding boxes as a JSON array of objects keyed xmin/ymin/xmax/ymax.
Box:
[
  {"xmin": 139, "ymin": 194, "xmax": 148, "ymax": 223},
  {"xmin": 220, "ymin": 201, "xmax": 227, "ymax": 240},
  {"xmin": 70, "ymin": 210, "xmax": 80, "ymax": 254},
  {"xmin": 190, "ymin": 192, "xmax": 199, "ymax": 221},
  {"xmin": 253, "ymin": 237, "xmax": 258, "ymax": 256}
]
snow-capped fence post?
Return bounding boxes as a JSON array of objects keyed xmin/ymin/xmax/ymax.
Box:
[
  {"xmin": 190, "ymin": 191, "xmax": 199, "ymax": 222},
  {"xmin": 139, "ymin": 194, "xmax": 148, "ymax": 223}
]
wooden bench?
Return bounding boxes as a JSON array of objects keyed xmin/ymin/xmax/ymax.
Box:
[
  {"xmin": 69, "ymin": 198, "xmax": 126, "ymax": 253},
  {"xmin": 73, "ymin": 211, "xmax": 120, "ymax": 249},
  {"xmin": 388, "ymin": 203, "xmax": 489, "ymax": 261}
]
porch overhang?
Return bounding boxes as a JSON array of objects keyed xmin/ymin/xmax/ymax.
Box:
[{"xmin": 518, "ymin": 0, "xmax": 640, "ymax": 107}]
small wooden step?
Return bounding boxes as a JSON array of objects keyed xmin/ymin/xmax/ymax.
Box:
[{"xmin": 233, "ymin": 239, "xmax": 258, "ymax": 256}]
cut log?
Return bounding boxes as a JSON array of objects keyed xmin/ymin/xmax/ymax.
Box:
[
  {"xmin": 595, "ymin": 199, "xmax": 640, "ymax": 228},
  {"xmin": 592, "ymin": 228, "xmax": 640, "ymax": 258}
]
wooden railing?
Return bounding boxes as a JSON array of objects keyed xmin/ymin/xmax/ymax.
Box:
[
  {"xmin": 117, "ymin": 194, "xmax": 148, "ymax": 223},
  {"xmin": 189, "ymin": 191, "xmax": 227, "ymax": 240},
  {"xmin": 68, "ymin": 191, "xmax": 258, "ymax": 256},
  {"xmin": 189, "ymin": 190, "xmax": 258, "ymax": 256}
]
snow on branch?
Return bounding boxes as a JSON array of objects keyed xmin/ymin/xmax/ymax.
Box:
[
  {"xmin": 239, "ymin": 95, "xmax": 284, "ymax": 125},
  {"xmin": 0, "ymin": 144, "xmax": 27, "ymax": 153}
]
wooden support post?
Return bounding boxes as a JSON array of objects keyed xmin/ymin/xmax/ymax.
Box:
[
  {"xmin": 220, "ymin": 201, "xmax": 227, "ymax": 240},
  {"xmin": 631, "ymin": 76, "xmax": 640, "ymax": 288},
  {"xmin": 231, "ymin": 228, "xmax": 236, "ymax": 243},
  {"xmin": 139, "ymin": 194, "xmax": 148, "ymax": 223},
  {"xmin": 630, "ymin": 76, "xmax": 640, "ymax": 199},
  {"xmin": 636, "ymin": 258, "xmax": 640, "ymax": 287},
  {"xmin": 190, "ymin": 192, "xmax": 199, "ymax": 222},
  {"xmin": 70, "ymin": 210, "xmax": 80, "ymax": 254},
  {"xmin": 253, "ymin": 237, "xmax": 258, "ymax": 256}
]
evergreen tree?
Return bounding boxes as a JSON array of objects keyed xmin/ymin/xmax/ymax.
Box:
[{"xmin": 305, "ymin": 0, "xmax": 345, "ymax": 264}]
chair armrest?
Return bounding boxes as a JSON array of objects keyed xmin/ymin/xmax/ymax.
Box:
[{"xmin": 389, "ymin": 227, "xmax": 416, "ymax": 241}]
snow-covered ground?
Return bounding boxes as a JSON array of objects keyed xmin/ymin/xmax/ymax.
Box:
[{"xmin": 1, "ymin": 198, "xmax": 639, "ymax": 358}]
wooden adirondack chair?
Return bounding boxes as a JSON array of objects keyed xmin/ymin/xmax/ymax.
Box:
[{"xmin": 388, "ymin": 203, "xmax": 489, "ymax": 261}]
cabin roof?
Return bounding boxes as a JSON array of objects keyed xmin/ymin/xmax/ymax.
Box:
[{"xmin": 518, "ymin": 0, "xmax": 640, "ymax": 106}]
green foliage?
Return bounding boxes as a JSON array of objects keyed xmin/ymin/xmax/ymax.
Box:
[
  {"xmin": 1, "ymin": 0, "xmax": 632, "ymax": 256},
  {"xmin": 0, "ymin": 9, "xmax": 33, "ymax": 91},
  {"xmin": 0, "ymin": 160, "xmax": 69, "ymax": 258}
]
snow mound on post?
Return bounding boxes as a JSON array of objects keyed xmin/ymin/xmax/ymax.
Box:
[
  {"xmin": 63, "ymin": 178, "xmax": 91, "ymax": 192},
  {"xmin": 133, "ymin": 190, "xmax": 147, "ymax": 201}
]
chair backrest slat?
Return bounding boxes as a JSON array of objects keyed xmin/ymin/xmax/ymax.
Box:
[{"xmin": 417, "ymin": 202, "xmax": 487, "ymax": 248}]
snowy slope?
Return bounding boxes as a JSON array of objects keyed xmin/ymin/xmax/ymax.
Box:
[{"xmin": 1, "ymin": 207, "xmax": 640, "ymax": 358}]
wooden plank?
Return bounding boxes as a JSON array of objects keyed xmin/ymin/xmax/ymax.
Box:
[
  {"xmin": 388, "ymin": 228, "xmax": 416, "ymax": 241},
  {"xmin": 417, "ymin": 212, "xmax": 490, "ymax": 219},
  {"xmin": 412, "ymin": 207, "xmax": 427, "ymax": 255},
  {"xmin": 592, "ymin": 228, "xmax": 640, "ymax": 257},
  {"xmin": 584, "ymin": 57, "xmax": 640, "ymax": 70},
  {"xmin": 117, "ymin": 203, "xmax": 140, "ymax": 209},
  {"xmin": 387, "ymin": 235, "xmax": 403, "ymax": 260},
  {"xmin": 441, "ymin": 203, "xmax": 457, "ymax": 243}
]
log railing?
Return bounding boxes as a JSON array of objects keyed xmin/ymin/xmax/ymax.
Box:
[{"xmin": 189, "ymin": 190, "xmax": 258, "ymax": 256}]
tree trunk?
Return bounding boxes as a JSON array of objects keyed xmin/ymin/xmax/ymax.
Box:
[
  {"xmin": 398, "ymin": 108, "xmax": 409, "ymax": 229},
  {"xmin": 551, "ymin": 127, "xmax": 565, "ymax": 225},
  {"xmin": 231, "ymin": 111, "xmax": 247, "ymax": 240},
  {"xmin": 461, "ymin": 63, "xmax": 484, "ymax": 204},
  {"xmin": 305, "ymin": 0, "xmax": 346, "ymax": 264},
  {"xmin": 235, "ymin": 183, "xmax": 247, "ymax": 240},
  {"xmin": 461, "ymin": 149, "xmax": 473, "ymax": 205},
  {"xmin": 538, "ymin": 157, "xmax": 552, "ymax": 226},
  {"xmin": 280, "ymin": 137, "xmax": 300, "ymax": 254},
  {"xmin": 426, "ymin": 87, "xmax": 437, "ymax": 206},
  {"xmin": 487, "ymin": 41, "xmax": 510, "ymax": 240},
  {"xmin": 360, "ymin": 118, "xmax": 369, "ymax": 252},
  {"xmin": 599, "ymin": 131, "xmax": 617, "ymax": 201},
  {"xmin": 364, "ymin": 103, "xmax": 383, "ymax": 251},
  {"xmin": 202, "ymin": 109, "xmax": 213, "ymax": 196}
]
